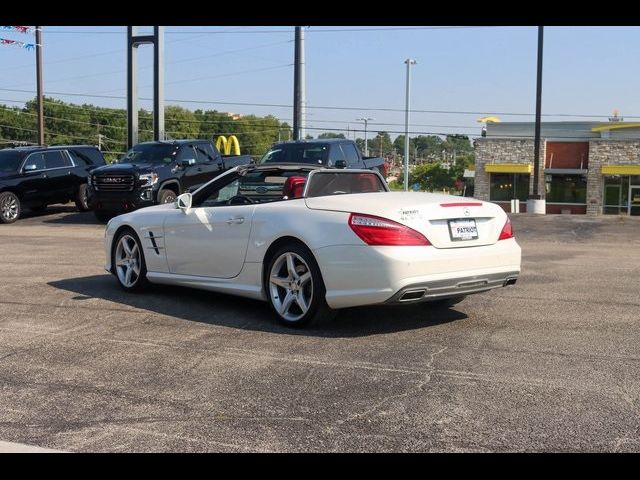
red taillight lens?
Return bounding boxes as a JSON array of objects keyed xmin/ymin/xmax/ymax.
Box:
[
  {"xmin": 349, "ymin": 213, "xmax": 431, "ymax": 246},
  {"xmin": 498, "ymin": 217, "xmax": 514, "ymax": 240}
]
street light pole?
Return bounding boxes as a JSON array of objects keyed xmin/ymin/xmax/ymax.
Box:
[
  {"xmin": 356, "ymin": 117, "xmax": 373, "ymax": 156},
  {"xmin": 35, "ymin": 26, "xmax": 44, "ymax": 145},
  {"xmin": 403, "ymin": 58, "xmax": 416, "ymax": 192}
]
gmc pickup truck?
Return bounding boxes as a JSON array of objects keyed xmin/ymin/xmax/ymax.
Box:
[
  {"xmin": 259, "ymin": 139, "xmax": 388, "ymax": 177},
  {"xmin": 87, "ymin": 139, "xmax": 252, "ymax": 222}
]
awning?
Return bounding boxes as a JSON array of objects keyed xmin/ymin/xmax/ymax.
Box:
[
  {"xmin": 601, "ymin": 165, "xmax": 640, "ymax": 175},
  {"xmin": 591, "ymin": 122, "xmax": 640, "ymax": 132},
  {"xmin": 484, "ymin": 163, "xmax": 532, "ymax": 174}
]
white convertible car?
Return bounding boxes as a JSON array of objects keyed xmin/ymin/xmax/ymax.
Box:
[{"xmin": 105, "ymin": 164, "xmax": 521, "ymax": 327}]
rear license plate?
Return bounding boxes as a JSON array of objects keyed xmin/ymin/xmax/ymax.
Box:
[{"xmin": 448, "ymin": 218, "xmax": 478, "ymax": 241}]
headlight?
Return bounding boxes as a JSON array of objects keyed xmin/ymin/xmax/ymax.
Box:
[{"xmin": 139, "ymin": 173, "xmax": 159, "ymax": 187}]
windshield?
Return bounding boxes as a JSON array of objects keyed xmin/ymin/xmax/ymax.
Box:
[
  {"xmin": 259, "ymin": 143, "xmax": 329, "ymax": 165},
  {"xmin": 0, "ymin": 150, "xmax": 23, "ymax": 173},
  {"xmin": 118, "ymin": 144, "xmax": 178, "ymax": 165}
]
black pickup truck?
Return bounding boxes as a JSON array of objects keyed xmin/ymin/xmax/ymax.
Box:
[
  {"xmin": 87, "ymin": 139, "xmax": 253, "ymax": 221},
  {"xmin": 259, "ymin": 139, "xmax": 388, "ymax": 177}
]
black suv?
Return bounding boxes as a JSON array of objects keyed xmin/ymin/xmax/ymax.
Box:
[
  {"xmin": 0, "ymin": 145, "xmax": 106, "ymax": 224},
  {"xmin": 87, "ymin": 140, "xmax": 252, "ymax": 222}
]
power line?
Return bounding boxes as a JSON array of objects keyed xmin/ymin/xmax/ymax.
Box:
[
  {"xmin": 2, "ymin": 39, "xmax": 293, "ymax": 90},
  {"xmin": 42, "ymin": 26, "xmax": 504, "ymax": 35},
  {"xmin": 1, "ymin": 87, "xmax": 635, "ymax": 120}
]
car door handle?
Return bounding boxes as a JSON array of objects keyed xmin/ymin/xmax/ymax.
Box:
[
  {"xmin": 226, "ymin": 216, "xmax": 245, "ymax": 224},
  {"xmin": 41, "ymin": 173, "xmax": 48, "ymax": 179}
]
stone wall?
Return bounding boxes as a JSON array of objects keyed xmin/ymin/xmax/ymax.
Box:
[
  {"xmin": 587, "ymin": 140, "xmax": 640, "ymax": 214},
  {"xmin": 474, "ymin": 138, "xmax": 545, "ymax": 202}
]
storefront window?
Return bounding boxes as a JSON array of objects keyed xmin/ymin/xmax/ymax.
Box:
[
  {"xmin": 490, "ymin": 173, "xmax": 530, "ymax": 202},
  {"xmin": 604, "ymin": 175, "xmax": 640, "ymax": 215},
  {"xmin": 545, "ymin": 174, "xmax": 587, "ymax": 203}
]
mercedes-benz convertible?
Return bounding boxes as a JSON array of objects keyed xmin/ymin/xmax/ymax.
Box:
[{"xmin": 104, "ymin": 164, "xmax": 521, "ymax": 327}]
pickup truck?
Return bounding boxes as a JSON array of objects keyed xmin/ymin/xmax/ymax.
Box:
[
  {"xmin": 87, "ymin": 139, "xmax": 253, "ymax": 222},
  {"xmin": 259, "ymin": 139, "xmax": 388, "ymax": 177}
]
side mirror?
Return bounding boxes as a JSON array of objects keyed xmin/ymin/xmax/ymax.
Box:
[
  {"xmin": 23, "ymin": 164, "xmax": 37, "ymax": 172},
  {"xmin": 334, "ymin": 160, "xmax": 347, "ymax": 169},
  {"xmin": 176, "ymin": 192, "xmax": 192, "ymax": 213},
  {"xmin": 178, "ymin": 158, "xmax": 196, "ymax": 169}
]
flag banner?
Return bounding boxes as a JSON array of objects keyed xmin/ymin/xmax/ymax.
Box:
[
  {"xmin": 0, "ymin": 37, "xmax": 35, "ymax": 50},
  {"xmin": 1, "ymin": 26, "xmax": 32, "ymax": 33}
]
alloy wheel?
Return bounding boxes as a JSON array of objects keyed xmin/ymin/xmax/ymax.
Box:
[
  {"xmin": 269, "ymin": 252, "xmax": 313, "ymax": 322},
  {"xmin": 115, "ymin": 234, "xmax": 142, "ymax": 288},
  {"xmin": 1, "ymin": 195, "xmax": 19, "ymax": 222}
]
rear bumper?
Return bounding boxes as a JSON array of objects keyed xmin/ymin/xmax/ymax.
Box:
[
  {"xmin": 313, "ymin": 238, "xmax": 521, "ymax": 309},
  {"xmin": 88, "ymin": 186, "xmax": 155, "ymax": 212},
  {"xmin": 385, "ymin": 271, "xmax": 519, "ymax": 304}
]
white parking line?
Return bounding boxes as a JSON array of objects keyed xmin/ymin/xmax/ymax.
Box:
[{"xmin": 0, "ymin": 441, "xmax": 66, "ymax": 453}]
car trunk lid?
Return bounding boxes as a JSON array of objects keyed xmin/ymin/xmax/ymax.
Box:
[{"xmin": 305, "ymin": 192, "xmax": 507, "ymax": 248}]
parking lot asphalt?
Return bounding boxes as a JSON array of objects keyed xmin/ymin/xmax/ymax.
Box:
[{"xmin": 1, "ymin": 205, "xmax": 639, "ymax": 452}]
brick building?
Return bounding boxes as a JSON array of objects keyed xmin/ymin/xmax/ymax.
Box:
[{"xmin": 474, "ymin": 121, "xmax": 640, "ymax": 215}]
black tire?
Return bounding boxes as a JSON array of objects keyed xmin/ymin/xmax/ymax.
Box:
[
  {"xmin": 94, "ymin": 211, "xmax": 114, "ymax": 223},
  {"xmin": 112, "ymin": 228, "xmax": 148, "ymax": 292},
  {"xmin": 158, "ymin": 189, "xmax": 177, "ymax": 204},
  {"xmin": 265, "ymin": 242, "xmax": 335, "ymax": 327},
  {"xmin": 0, "ymin": 191, "xmax": 21, "ymax": 224},
  {"xmin": 74, "ymin": 183, "xmax": 91, "ymax": 211},
  {"xmin": 428, "ymin": 296, "xmax": 466, "ymax": 309}
]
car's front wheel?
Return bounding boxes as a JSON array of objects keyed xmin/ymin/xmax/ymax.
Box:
[
  {"xmin": 112, "ymin": 229, "xmax": 148, "ymax": 292},
  {"xmin": 158, "ymin": 189, "xmax": 177, "ymax": 204},
  {"xmin": 75, "ymin": 184, "xmax": 91, "ymax": 211},
  {"xmin": 0, "ymin": 192, "xmax": 21, "ymax": 224},
  {"xmin": 266, "ymin": 243, "xmax": 335, "ymax": 327}
]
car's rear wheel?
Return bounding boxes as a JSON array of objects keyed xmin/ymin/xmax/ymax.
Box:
[
  {"xmin": 266, "ymin": 243, "xmax": 335, "ymax": 327},
  {"xmin": 75, "ymin": 183, "xmax": 91, "ymax": 211},
  {"xmin": 158, "ymin": 189, "xmax": 177, "ymax": 204},
  {"xmin": 0, "ymin": 192, "xmax": 21, "ymax": 224},
  {"xmin": 112, "ymin": 229, "xmax": 148, "ymax": 292}
]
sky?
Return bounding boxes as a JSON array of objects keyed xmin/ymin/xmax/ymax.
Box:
[{"xmin": 1, "ymin": 25, "xmax": 640, "ymax": 143}]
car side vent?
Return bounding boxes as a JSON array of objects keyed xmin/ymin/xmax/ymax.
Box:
[{"xmin": 144, "ymin": 231, "xmax": 161, "ymax": 255}]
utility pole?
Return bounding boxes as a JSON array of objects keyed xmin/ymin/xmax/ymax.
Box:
[
  {"xmin": 403, "ymin": 58, "xmax": 417, "ymax": 191},
  {"xmin": 127, "ymin": 26, "xmax": 164, "ymax": 149},
  {"xmin": 529, "ymin": 26, "xmax": 545, "ymax": 214},
  {"xmin": 356, "ymin": 117, "xmax": 373, "ymax": 156},
  {"xmin": 35, "ymin": 26, "xmax": 44, "ymax": 145},
  {"xmin": 293, "ymin": 27, "xmax": 303, "ymax": 140}
]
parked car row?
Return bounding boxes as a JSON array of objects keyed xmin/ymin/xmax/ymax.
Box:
[{"xmin": 1, "ymin": 138, "xmax": 388, "ymax": 224}]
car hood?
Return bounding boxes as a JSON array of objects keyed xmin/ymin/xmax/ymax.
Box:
[{"xmin": 92, "ymin": 163, "xmax": 158, "ymax": 175}]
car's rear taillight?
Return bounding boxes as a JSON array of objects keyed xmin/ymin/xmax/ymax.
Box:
[
  {"xmin": 349, "ymin": 213, "xmax": 431, "ymax": 246},
  {"xmin": 498, "ymin": 217, "xmax": 514, "ymax": 240}
]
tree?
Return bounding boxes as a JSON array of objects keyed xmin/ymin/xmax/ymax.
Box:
[
  {"xmin": 1, "ymin": 97, "xmax": 292, "ymax": 159},
  {"xmin": 408, "ymin": 163, "xmax": 455, "ymax": 191},
  {"xmin": 368, "ymin": 131, "xmax": 392, "ymax": 156},
  {"xmin": 318, "ymin": 132, "xmax": 345, "ymax": 139}
]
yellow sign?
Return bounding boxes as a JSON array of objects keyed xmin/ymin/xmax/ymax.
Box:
[
  {"xmin": 484, "ymin": 163, "xmax": 532, "ymax": 174},
  {"xmin": 601, "ymin": 165, "xmax": 640, "ymax": 175},
  {"xmin": 215, "ymin": 135, "xmax": 241, "ymax": 155}
]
